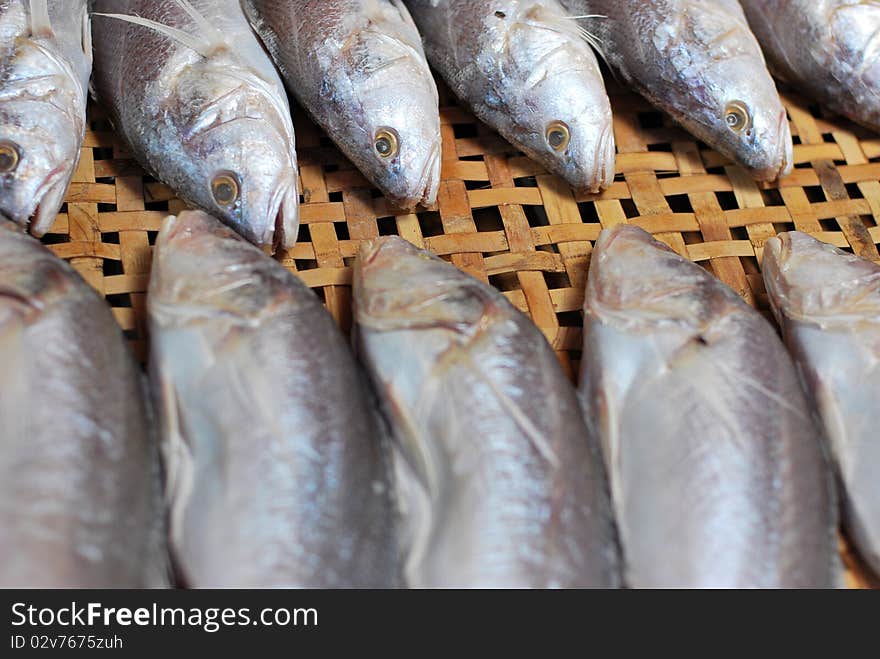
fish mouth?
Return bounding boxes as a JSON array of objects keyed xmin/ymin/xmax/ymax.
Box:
[
  {"xmin": 763, "ymin": 232, "xmax": 791, "ymax": 267},
  {"xmin": 393, "ymin": 140, "xmax": 441, "ymax": 210},
  {"xmin": 1, "ymin": 168, "xmax": 69, "ymax": 236},
  {"xmin": 750, "ymin": 112, "xmax": 793, "ymax": 183},
  {"xmin": 358, "ymin": 237, "xmax": 386, "ymax": 267},
  {"xmin": 31, "ymin": 173, "xmax": 70, "ymax": 237},
  {"xmin": 266, "ymin": 180, "xmax": 300, "ymax": 253},
  {"xmin": 591, "ymin": 123, "xmax": 617, "ymax": 193}
]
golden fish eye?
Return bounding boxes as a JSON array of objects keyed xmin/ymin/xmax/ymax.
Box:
[
  {"xmin": 546, "ymin": 121, "xmax": 571, "ymax": 151},
  {"xmin": 725, "ymin": 101, "xmax": 750, "ymax": 133},
  {"xmin": 211, "ymin": 172, "xmax": 240, "ymax": 206},
  {"xmin": 374, "ymin": 128, "xmax": 399, "ymax": 159},
  {"xmin": 0, "ymin": 141, "xmax": 20, "ymax": 173}
]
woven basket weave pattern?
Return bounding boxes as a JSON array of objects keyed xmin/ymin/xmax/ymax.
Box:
[{"xmin": 42, "ymin": 83, "xmax": 880, "ymax": 588}]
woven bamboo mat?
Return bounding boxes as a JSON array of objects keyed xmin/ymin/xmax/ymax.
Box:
[{"xmin": 44, "ymin": 82, "xmax": 879, "ymax": 588}]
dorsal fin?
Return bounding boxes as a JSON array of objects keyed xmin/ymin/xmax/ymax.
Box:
[
  {"xmin": 28, "ymin": 0, "xmax": 53, "ymax": 38},
  {"xmin": 174, "ymin": 0, "xmax": 225, "ymax": 46},
  {"xmin": 93, "ymin": 12, "xmax": 215, "ymax": 58}
]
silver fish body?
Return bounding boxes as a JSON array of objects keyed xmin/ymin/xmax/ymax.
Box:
[
  {"xmin": 404, "ymin": 0, "xmax": 615, "ymax": 192},
  {"xmin": 91, "ymin": 0, "xmax": 299, "ymax": 249},
  {"xmin": 0, "ymin": 224, "xmax": 164, "ymax": 588},
  {"xmin": 353, "ymin": 236, "xmax": 620, "ymax": 588},
  {"xmin": 560, "ymin": 0, "xmax": 792, "ymax": 181},
  {"xmin": 579, "ymin": 225, "xmax": 838, "ymax": 587},
  {"xmin": 148, "ymin": 211, "xmax": 397, "ymax": 588},
  {"xmin": 243, "ymin": 0, "xmax": 441, "ymax": 208},
  {"xmin": 741, "ymin": 0, "xmax": 880, "ymax": 131},
  {"xmin": 763, "ymin": 231, "xmax": 880, "ymax": 575},
  {"xmin": 0, "ymin": 0, "xmax": 91, "ymax": 235}
]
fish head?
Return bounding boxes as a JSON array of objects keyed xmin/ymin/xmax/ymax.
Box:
[
  {"xmin": 0, "ymin": 43, "xmax": 85, "ymax": 235},
  {"xmin": 650, "ymin": 6, "xmax": 792, "ymax": 182},
  {"xmin": 763, "ymin": 232, "xmax": 880, "ymax": 322},
  {"xmin": 487, "ymin": 4, "xmax": 615, "ymax": 191},
  {"xmin": 168, "ymin": 53, "xmax": 300, "ymax": 251},
  {"xmin": 330, "ymin": 21, "xmax": 441, "ymax": 209},
  {"xmin": 150, "ymin": 210, "xmax": 288, "ymax": 320},
  {"xmin": 588, "ymin": 224, "xmax": 731, "ymax": 332},
  {"xmin": 353, "ymin": 236, "xmax": 488, "ymax": 334},
  {"xmin": 693, "ymin": 54, "xmax": 792, "ymax": 182}
]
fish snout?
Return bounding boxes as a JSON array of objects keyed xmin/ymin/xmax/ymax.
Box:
[{"xmin": 750, "ymin": 111, "xmax": 793, "ymax": 182}]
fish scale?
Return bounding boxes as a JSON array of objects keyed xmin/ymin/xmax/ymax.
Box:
[
  {"xmin": 741, "ymin": 0, "xmax": 880, "ymax": 132},
  {"xmin": 91, "ymin": 0, "xmax": 299, "ymax": 250},
  {"xmin": 559, "ymin": 0, "xmax": 793, "ymax": 182},
  {"xmin": 579, "ymin": 225, "xmax": 839, "ymax": 587},
  {"xmin": 148, "ymin": 210, "xmax": 397, "ymax": 588},
  {"xmin": 404, "ymin": 0, "xmax": 615, "ymax": 192},
  {"xmin": 763, "ymin": 231, "xmax": 880, "ymax": 577},
  {"xmin": 353, "ymin": 236, "xmax": 620, "ymax": 588},
  {"xmin": 0, "ymin": 224, "xmax": 165, "ymax": 588},
  {"xmin": 243, "ymin": 0, "xmax": 441, "ymax": 209},
  {"xmin": 0, "ymin": 0, "xmax": 91, "ymax": 235}
]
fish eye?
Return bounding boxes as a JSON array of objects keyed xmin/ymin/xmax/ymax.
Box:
[
  {"xmin": 211, "ymin": 172, "xmax": 240, "ymax": 207},
  {"xmin": 545, "ymin": 121, "xmax": 571, "ymax": 152},
  {"xmin": 0, "ymin": 141, "xmax": 21, "ymax": 173},
  {"xmin": 725, "ymin": 101, "xmax": 751, "ymax": 134},
  {"xmin": 374, "ymin": 128, "xmax": 399, "ymax": 159}
]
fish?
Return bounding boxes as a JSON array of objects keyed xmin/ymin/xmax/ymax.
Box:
[
  {"xmin": 404, "ymin": 0, "xmax": 615, "ymax": 192},
  {"xmin": 0, "ymin": 0, "xmax": 91, "ymax": 235},
  {"xmin": 242, "ymin": 0, "xmax": 441, "ymax": 208},
  {"xmin": 353, "ymin": 236, "xmax": 620, "ymax": 588},
  {"xmin": 740, "ymin": 0, "xmax": 880, "ymax": 132},
  {"xmin": 559, "ymin": 0, "xmax": 793, "ymax": 181},
  {"xmin": 763, "ymin": 231, "xmax": 880, "ymax": 575},
  {"xmin": 0, "ymin": 222, "xmax": 165, "ymax": 588},
  {"xmin": 91, "ymin": 0, "xmax": 299, "ymax": 250},
  {"xmin": 148, "ymin": 210, "xmax": 397, "ymax": 588},
  {"xmin": 579, "ymin": 224, "xmax": 839, "ymax": 587}
]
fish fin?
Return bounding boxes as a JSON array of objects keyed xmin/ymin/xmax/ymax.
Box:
[
  {"xmin": 468, "ymin": 354, "xmax": 561, "ymax": 469},
  {"xmin": 388, "ymin": 0, "xmax": 420, "ymax": 33},
  {"xmin": 156, "ymin": 372, "xmax": 195, "ymax": 561},
  {"xmin": 138, "ymin": 374, "xmax": 174, "ymax": 589},
  {"xmin": 28, "ymin": 0, "xmax": 53, "ymax": 37},
  {"xmin": 81, "ymin": 2, "xmax": 93, "ymax": 65},
  {"xmin": 390, "ymin": 442, "xmax": 433, "ymax": 587},
  {"xmin": 171, "ymin": 0, "xmax": 226, "ymax": 47},
  {"xmin": 92, "ymin": 13, "xmax": 214, "ymax": 58},
  {"xmin": 560, "ymin": 12, "xmax": 615, "ymax": 72},
  {"xmin": 0, "ymin": 308, "xmax": 28, "ymax": 447}
]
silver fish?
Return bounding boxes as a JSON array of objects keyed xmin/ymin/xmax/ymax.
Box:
[
  {"xmin": 91, "ymin": 0, "xmax": 299, "ymax": 249},
  {"xmin": 763, "ymin": 231, "xmax": 880, "ymax": 575},
  {"xmin": 560, "ymin": 0, "xmax": 793, "ymax": 181},
  {"xmin": 404, "ymin": 0, "xmax": 615, "ymax": 192},
  {"xmin": 243, "ymin": 0, "xmax": 441, "ymax": 208},
  {"xmin": 353, "ymin": 236, "xmax": 620, "ymax": 588},
  {"xmin": 148, "ymin": 210, "xmax": 397, "ymax": 588},
  {"xmin": 741, "ymin": 0, "xmax": 880, "ymax": 131},
  {"xmin": 579, "ymin": 225, "xmax": 838, "ymax": 587},
  {"xmin": 0, "ymin": 223, "xmax": 164, "ymax": 588},
  {"xmin": 0, "ymin": 0, "xmax": 91, "ymax": 235}
]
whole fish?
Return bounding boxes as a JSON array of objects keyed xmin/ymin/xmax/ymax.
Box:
[
  {"xmin": 763, "ymin": 231, "xmax": 880, "ymax": 575},
  {"xmin": 353, "ymin": 236, "xmax": 620, "ymax": 588},
  {"xmin": 0, "ymin": 223, "xmax": 164, "ymax": 588},
  {"xmin": 404, "ymin": 0, "xmax": 615, "ymax": 192},
  {"xmin": 148, "ymin": 210, "xmax": 396, "ymax": 588},
  {"xmin": 243, "ymin": 0, "xmax": 441, "ymax": 208},
  {"xmin": 560, "ymin": 0, "xmax": 792, "ymax": 181},
  {"xmin": 91, "ymin": 0, "xmax": 299, "ymax": 249},
  {"xmin": 0, "ymin": 0, "xmax": 91, "ymax": 235},
  {"xmin": 741, "ymin": 0, "xmax": 880, "ymax": 131},
  {"xmin": 579, "ymin": 225, "xmax": 838, "ymax": 587}
]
